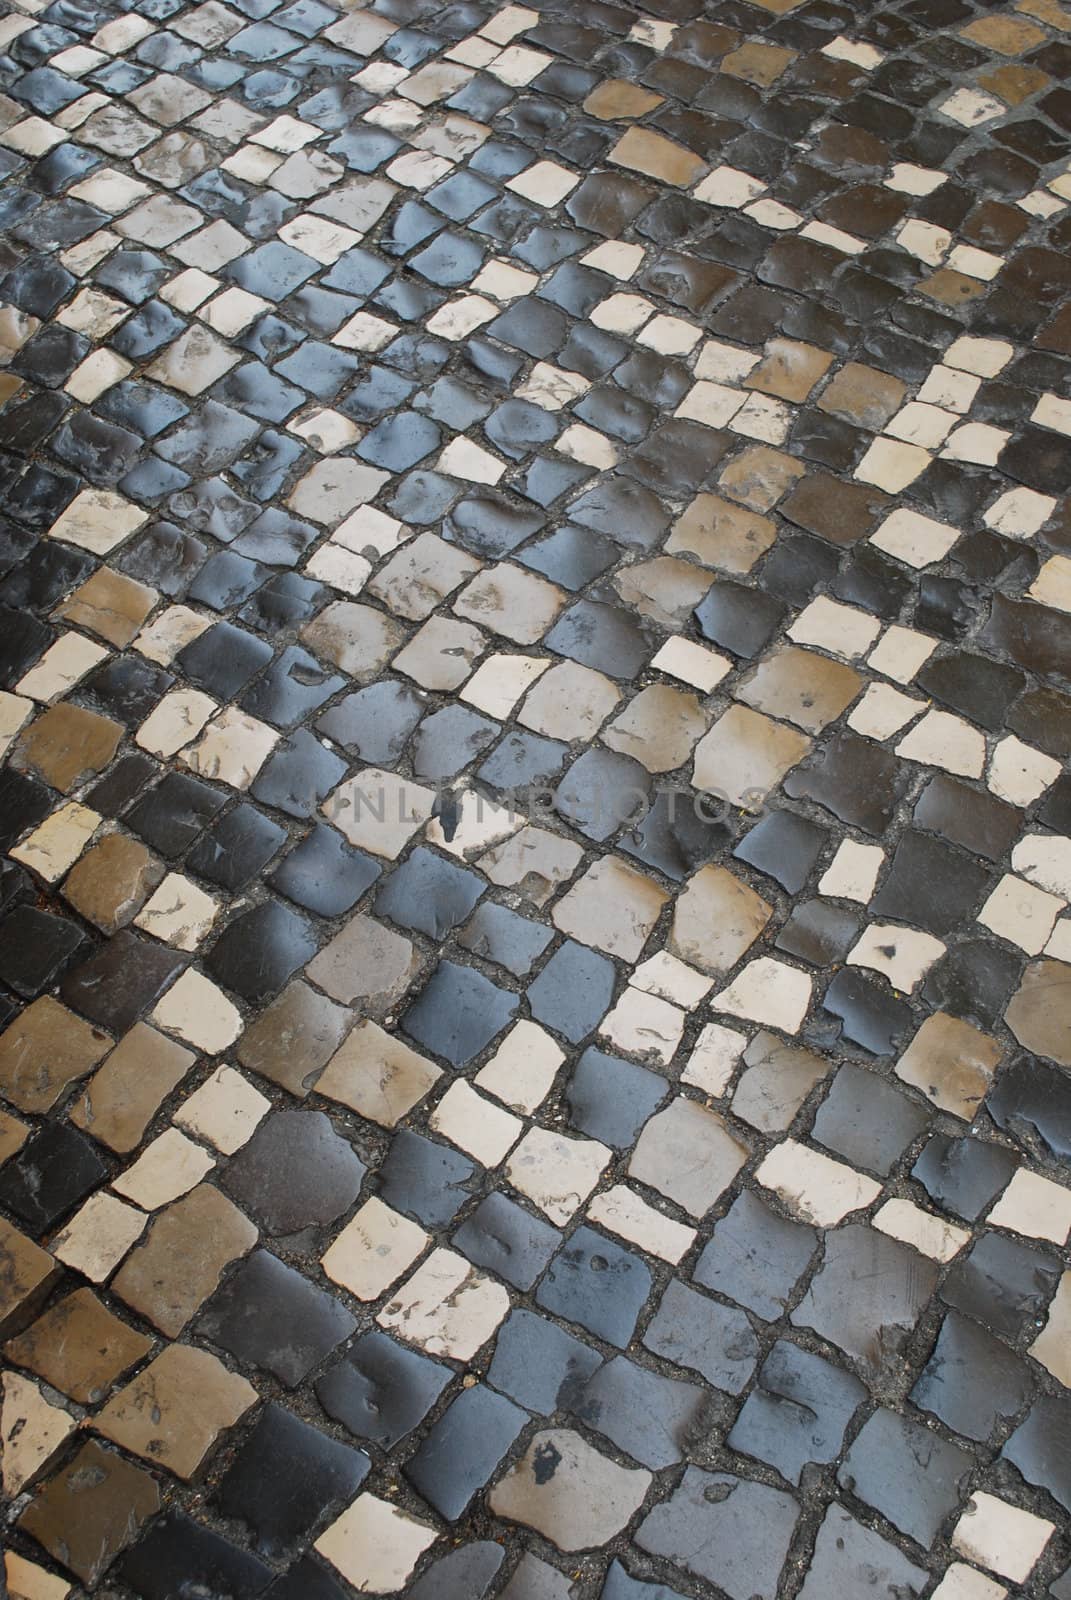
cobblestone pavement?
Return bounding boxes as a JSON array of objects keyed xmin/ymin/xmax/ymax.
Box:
[{"xmin": 1, "ymin": 0, "xmax": 1071, "ymax": 1593}]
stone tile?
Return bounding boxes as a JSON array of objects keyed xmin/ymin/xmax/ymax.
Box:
[
  {"xmin": 50, "ymin": 1191, "xmax": 147, "ymax": 1284},
  {"xmin": 314, "ymin": 1495, "xmax": 437, "ymax": 1592},
  {"xmin": 18, "ymin": 1439, "xmax": 160, "ymax": 1586},
  {"xmin": 736, "ymin": 646, "xmax": 862, "ymax": 733},
  {"xmin": 63, "ymin": 833, "xmax": 163, "ymax": 934},
  {"xmin": 0, "ymin": 996, "xmax": 111, "ymax": 1115},
  {"xmin": 951, "ymin": 1493, "xmax": 1054, "ymax": 1584},
  {"xmin": 14, "ymin": 702, "xmax": 123, "ymax": 792},
  {"xmin": 197, "ymin": 1249, "xmax": 356, "ymax": 1388},
  {"xmin": 552, "ymin": 857, "xmax": 668, "ymax": 961},
  {"xmin": 838, "ymin": 1407, "xmax": 971, "ymax": 1547},
  {"xmin": 793, "ymin": 1224, "xmax": 939, "ymax": 1379},
  {"xmin": 629, "ymin": 1098, "xmax": 748, "ymax": 1218},
  {"xmin": 55, "ymin": 568, "xmax": 156, "ymax": 647},
  {"xmin": 376, "ymin": 1247, "xmax": 509, "ymax": 1360},
  {"xmin": 1, "ymin": 1371, "xmax": 76, "ymax": 1496},
  {"xmin": 112, "ymin": 1182, "xmax": 257, "ymax": 1336},
  {"xmin": 6, "ymin": 14, "xmax": 1071, "ymax": 1588},
  {"xmin": 896, "ymin": 1012, "xmax": 1003, "ymax": 1119},
  {"xmin": 536, "ymin": 1225, "xmax": 651, "ymax": 1348},
  {"xmin": 173, "ymin": 1065, "xmax": 269, "ymax": 1154},
  {"xmin": 70, "ymin": 1024, "xmax": 194, "ymax": 1152},
  {"xmin": 694, "ymin": 705, "xmax": 810, "ymax": 807},
  {"xmin": 797, "ymin": 1505, "xmax": 926, "ymax": 1600},
  {"xmin": 236, "ymin": 979, "xmax": 351, "ymax": 1099},
  {"xmin": 111, "ymin": 1127, "xmax": 215, "ymax": 1209},
  {"xmin": 637, "ymin": 1469, "xmax": 799, "ymax": 1599},
  {"xmin": 318, "ymin": 1019, "xmax": 441, "ymax": 1127},
  {"xmin": 4, "ymin": 1287, "xmax": 151, "ymax": 1404},
  {"xmin": 609, "ymin": 127, "xmax": 705, "ymax": 188},
  {"xmin": 490, "ymin": 1429, "xmax": 651, "ymax": 1551},
  {"xmin": 218, "ymin": 1402, "xmax": 370, "ymax": 1558}
]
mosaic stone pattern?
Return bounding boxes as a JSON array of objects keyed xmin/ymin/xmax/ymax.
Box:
[{"xmin": 0, "ymin": 0, "xmax": 1070, "ymax": 1593}]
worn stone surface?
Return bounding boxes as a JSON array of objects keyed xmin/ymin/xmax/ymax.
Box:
[{"xmin": 2, "ymin": 3, "xmax": 1071, "ymax": 1592}]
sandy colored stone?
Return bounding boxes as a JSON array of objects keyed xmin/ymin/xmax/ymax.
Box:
[
  {"xmin": 818, "ymin": 362, "xmax": 908, "ymax": 430},
  {"xmin": 669, "ymin": 864, "xmax": 771, "ymax": 975},
  {"xmin": 13, "ymin": 702, "xmax": 123, "ymax": 792},
  {"xmin": 93, "ymin": 1343, "xmax": 257, "ymax": 1479},
  {"xmin": 133, "ymin": 871, "xmax": 218, "ymax": 950},
  {"xmin": 10, "ymin": 801, "xmax": 100, "ymax": 883},
  {"xmin": 70, "ymin": 1022, "xmax": 195, "ymax": 1152},
  {"xmin": 732, "ymin": 1031, "xmax": 828, "ymax": 1134},
  {"xmin": 601, "ymin": 987, "xmax": 686, "ymax": 1065},
  {"xmin": 583, "ymin": 79, "xmax": 664, "ymax": 119},
  {"xmin": 300, "ymin": 600, "xmax": 407, "ymax": 677},
  {"xmin": 367, "ymin": 531, "xmax": 481, "ymax": 621},
  {"xmin": 146, "ymin": 323, "xmax": 240, "ymax": 394},
  {"xmin": 553, "ymin": 857, "xmax": 669, "ymax": 961},
  {"xmin": 453, "ymin": 562, "xmax": 564, "ymax": 644},
  {"xmin": 4, "ymin": 1289, "xmax": 151, "ymax": 1405},
  {"xmin": 1004, "ymin": 958, "xmax": 1071, "ymax": 1065},
  {"xmin": 17, "ymin": 1439, "xmax": 159, "ymax": 1587},
  {"xmin": 721, "ymin": 40, "xmax": 796, "ymax": 84},
  {"xmin": 322, "ymin": 769, "xmax": 436, "ymax": 858},
  {"xmin": 479, "ymin": 825, "xmax": 584, "ymax": 906},
  {"xmin": 896, "ymin": 1012, "xmax": 1003, "ymax": 1118},
  {"xmin": 1030, "ymin": 1270, "xmax": 1071, "ymax": 1386},
  {"xmin": 173, "ymin": 1066, "xmax": 269, "ymax": 1154},
  {"xmin": 112, "ymin": 1183, "xmax": 257, "ymax": 1336},
  {"xmin": 47, "ymin": 488, "xmax": 149, "ymax": 556},
  {"xmin": 322, "ymin": 1196, "xmax": 429, "ymax": 1300},
  {"xmin": 317, "ymin": 1019, "xmax": 441, "ymax": 1126},
  {"xmin": 236, "ymin": 979, "xmax": 352, "ymax": 1098},
  {"xmin": 506, "ymin": 1128, "xmax": 611, "ymax": 1223},
  {"xmin": 0, "ymin": 1220, "xmax": 60, "ymax": 1340},
  {"xmin": 150, "ymin": 969, "xmax": 242, "ymax": 1054},
  {"xmin": 376, "ymin": 1247, "xmax": 509, "ymax": 1360},
  {"xmin": 519, "ymin": 660, "xmax": 620, "ymax": 741},
  {"xmin": 62, "ymin": 832, "xmax": 164, "ymax": 933},
  {"xmin": 736, "ymin": 645, "xmax": 863, "ymax": 733},
  {"xmin": 392, "ymin": 614, "xmax": 485, "ymax": 690},
  {"xmin": 315, "ymin": 1495, "xmax": 437, "ymax": 1593},
  {"xmin": 1, "ymin": 1372, "xmax": 75, "ymax": 1495},
  {"xmin": 5, "ymin": 1550, "xmax": 73, "ymax": 1600},
  {"xmin": 0, "ymin": 1108, "xmax": 29, "ymax": 1165},
  {"xmin": 714, "ymin": 956, "xmax": 813, "ymax": 1034},
  {"xmin": 613, "ymin": 557, "xmax": 712, "ymax": 630},
  {"xmin": 602, "ymin": 684, "xmax": 709, "ymax": 773},
  {"xmin": 307, "ymin": 912, "xmax": 422, "ymax": 1009},
  {"xmin": 50, "ymin": 1193, "xmax": 148, "ymax": 1284},
  {"xmin": 756, "ymin": 1138, "xmax": 882, "ymax": 1225},
  {"xmin": 181, "ymin": 705, "xmax": 278, "ymax": 789},
  {"xmin": 921, "ymin": 267, "xmax": 988, "ymax": 308},
  {"xmin": 718, "ymin": 445, "xmax": 805, "ymax": 510},
  {"xmin": 980, "ymin": 62, "xmax": 1051, "ymax": 103},
  {"xmin": 693, "ymin": 705, "xmax": 811, "ymax": 808},
  {"xmin": 0, "ymin": 997, "xmax": 111, "ymax": 1115},
  {"xmin": 960, "ymin": 14, "xmax": 1045, "ymax": 51},
  {"xmin": 55, "ymin": 568, "xmax": 157, "ymax": 647},
  {"xmin": 667, "ymin": 493, "xmax": 777, "ymax": 573},
  {"xmin": 491, "ymin": 1429, "xmax": 652, "ymax": 1552},
  {"xmin": 1018, "ymin": 0, "xmax": 1071, "ymax": 30},
  {"xmin": 608, "ymin": 126, "xmax": 706, "ymax": 187},
  {"xmin": 135, "ymin": 690, "xmax": 216, "ymax": 762},
  {"xmin": 746, "ymin": 338, "xmax": 834, "ymax": 401},
  {"xmin": 111, "ymin": 1127, "xmax": 214, "ymax": 1210}
]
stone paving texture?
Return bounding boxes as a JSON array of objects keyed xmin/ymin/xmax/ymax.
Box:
[{"xmin": 0, "ymin": 0, "xmax": 1070, "ymax": 1592}]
